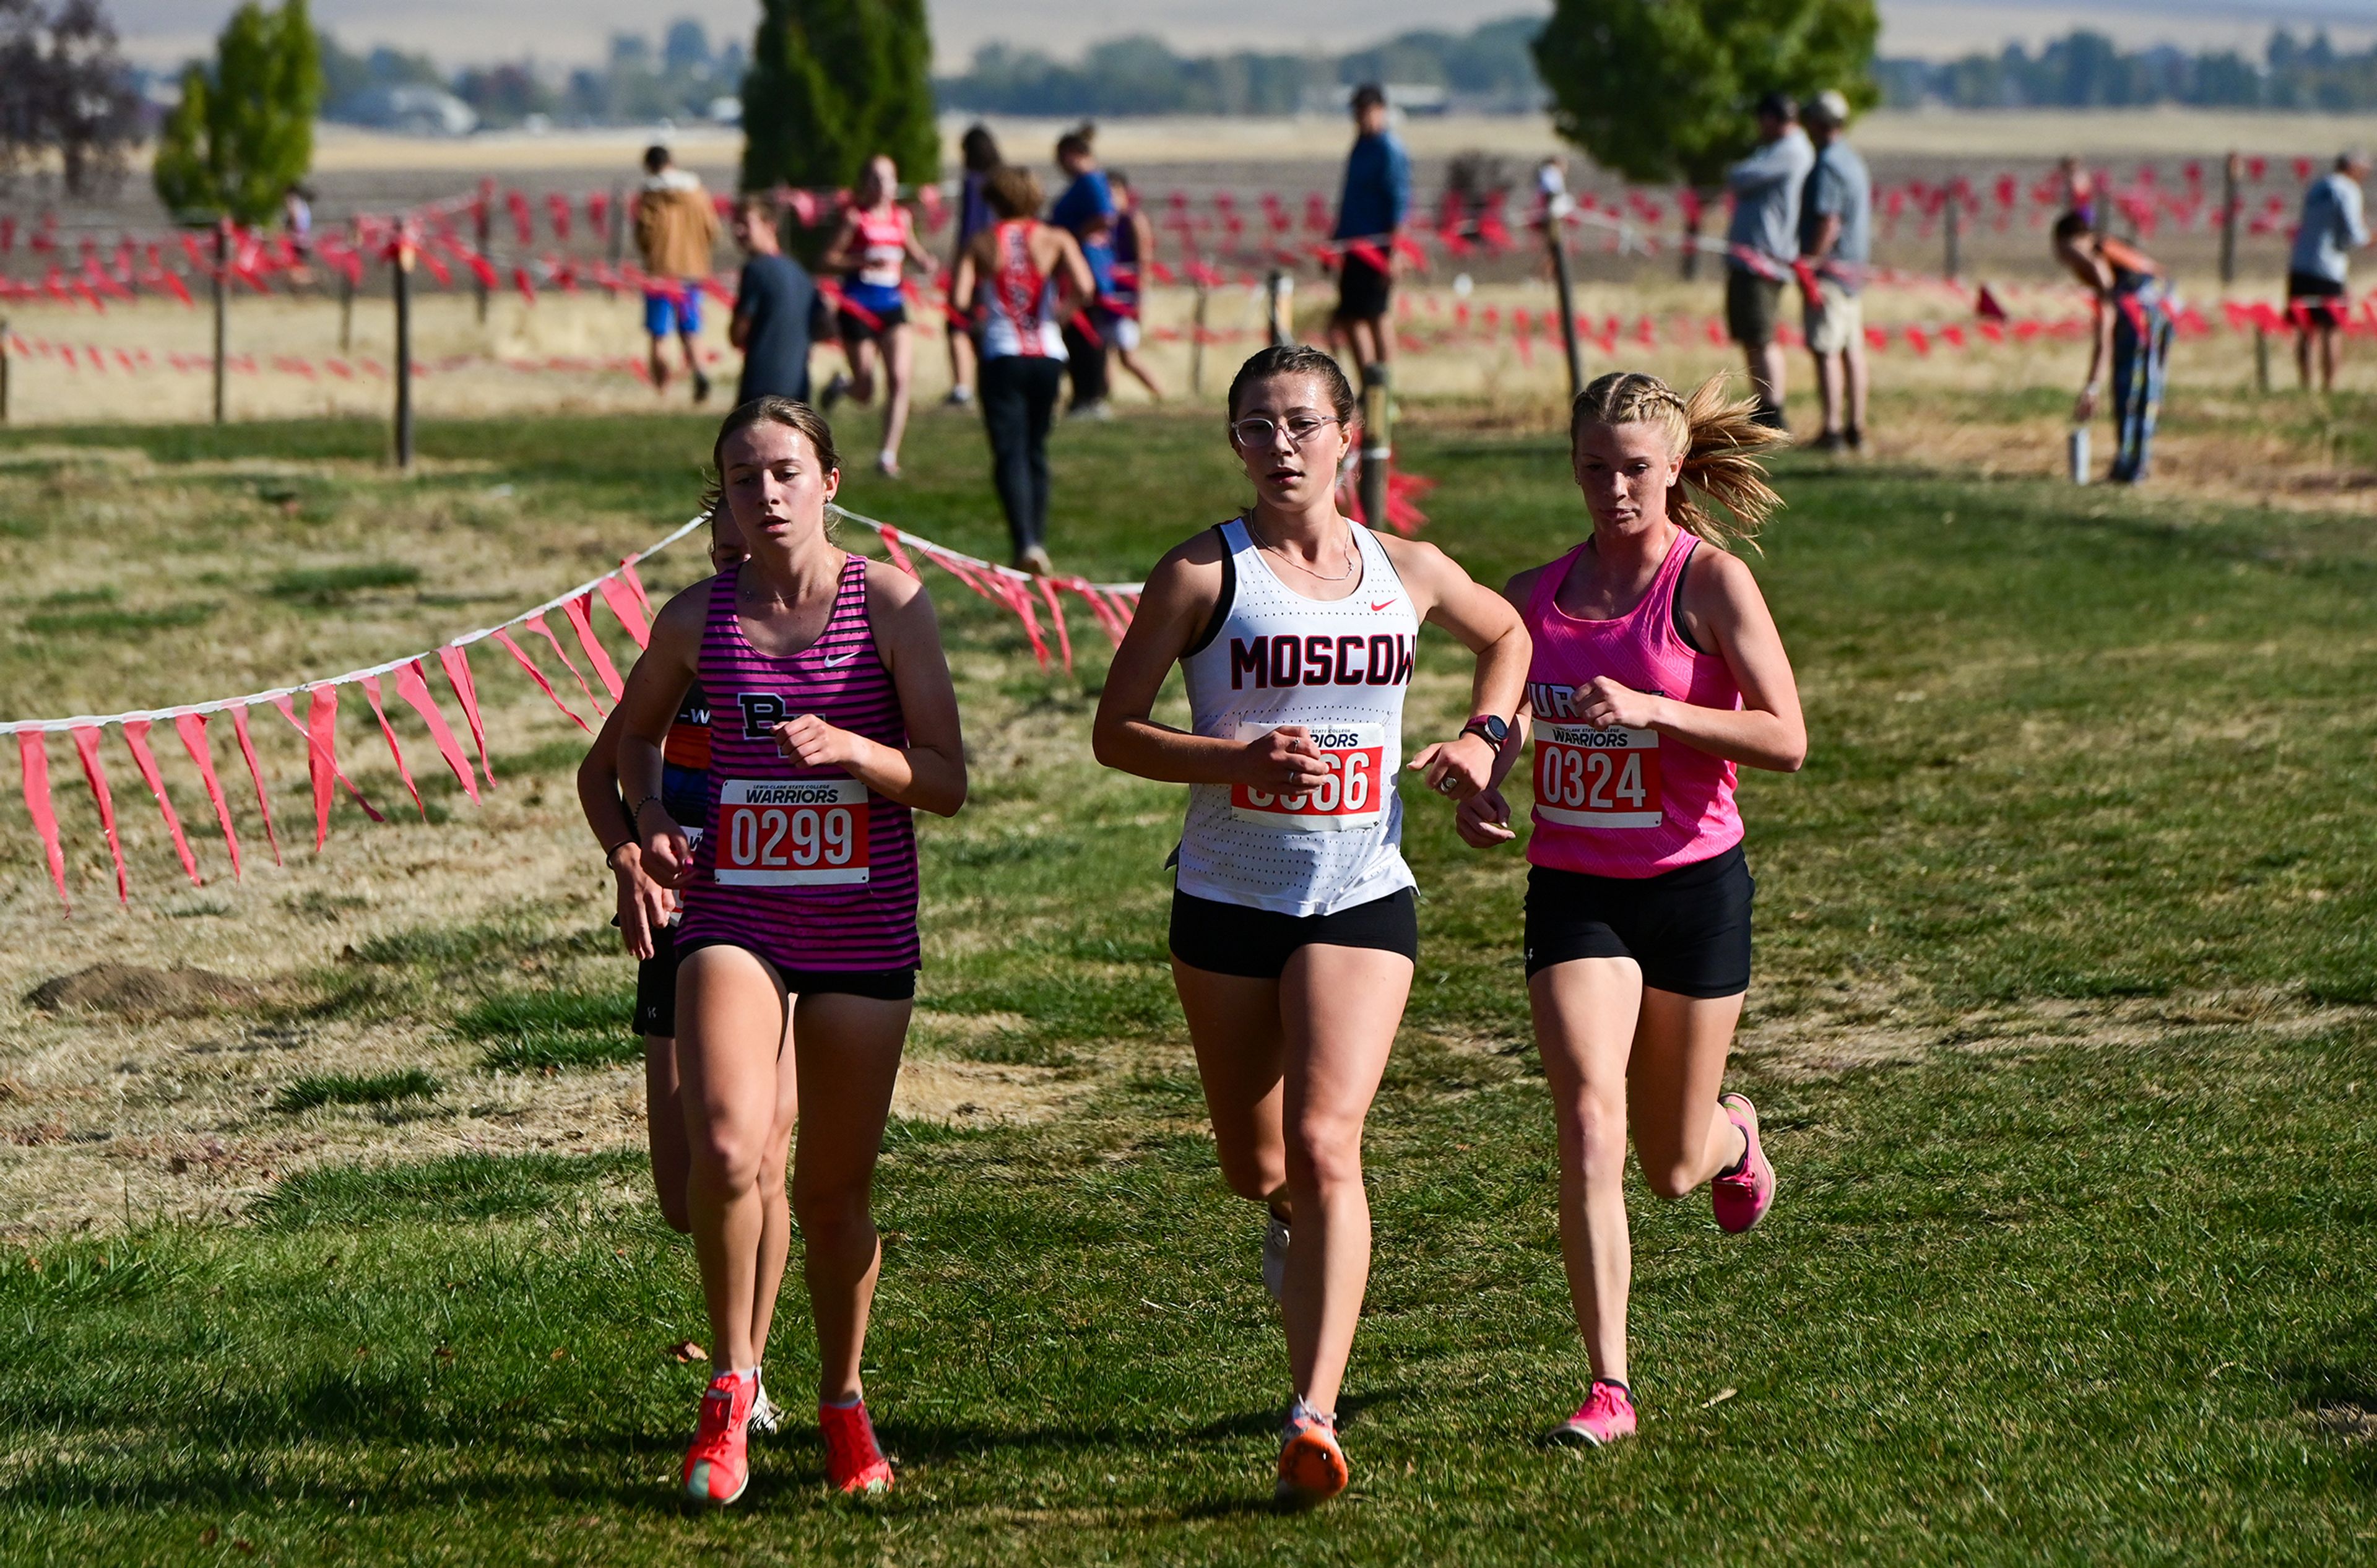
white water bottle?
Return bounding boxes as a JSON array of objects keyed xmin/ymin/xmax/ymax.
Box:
[{"xmin": 2068, "ymin": 425, "xmax": 2091, "ymax": 485}]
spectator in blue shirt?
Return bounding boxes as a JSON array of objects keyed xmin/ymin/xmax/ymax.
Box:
[
  {"xmin": 1049, "ymin": 123, "xmax": 1118, "ymax": 418},
  {"xmin": 1798, "ymin": 90, "xmax": 1872, "ymax": 452},
  {"xmin": 1331, "ymin": 84, "xmax": 1412, "ymax": 370},
  {"xmin": 2287, "ymin": 150, "xmax": 2371, "ymax": 392},
  {"xmin": 1723, "ymin": 91, "xmax": 1815, "ymax": 430}
]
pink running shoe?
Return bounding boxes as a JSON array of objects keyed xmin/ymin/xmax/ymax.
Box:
[
  {"xmin": 1275, "ymin": 1401, "xmax": 1349, "ymax": 1505},
  {"xmin": 1546, "ymin": 1380, "xmax": 1638, "ymax": 1447},
  {"xmin": 680, "ymin": 1371, "xmax": 756, "ymax": 1505},
  {"xmin": 1712, "ymin": 1091, "xmax": 1775, "ymax": 1233},
  {"xmin": 820, "ymin": 1400, "xmax": 894, "ymax": 1496}
]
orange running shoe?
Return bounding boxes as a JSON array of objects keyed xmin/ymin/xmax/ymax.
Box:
[
  {"xmin": 680, "ymin": 1371, "xmax": 756, "ymax": 1506},
  {"xmin": 1275, "ymin": 1398, "xmax": 1349, "ymax": 1506},
  {"xmin": 820, "ymin": 1399, "xmax": 894, "ymax": 1496}
]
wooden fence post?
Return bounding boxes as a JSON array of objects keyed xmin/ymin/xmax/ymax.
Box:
[{"xmin": 394, "ymin": 231, "xmax": 417, "ymax": 470}]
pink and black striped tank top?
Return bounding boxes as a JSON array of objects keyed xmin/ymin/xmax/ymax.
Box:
[
  {"xmin": 676, "ymin": 555, "xmax": 921, "ymax": 972},
  {"xmin": 1522, "ymin": 531, "xmax": 1744, "ymax": 879}
]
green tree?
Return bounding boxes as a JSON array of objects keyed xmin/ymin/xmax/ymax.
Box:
[
  {"xmin": 740, "ymin": 0, "xmax": 938, "ymax": 202},
  {"xmin": 1533, "ymin": 0, "xmax": 1879, "ymax": 269},
  {"xmin": 152, "ymin": 0, "xmax": 321, "ymax": 224}
]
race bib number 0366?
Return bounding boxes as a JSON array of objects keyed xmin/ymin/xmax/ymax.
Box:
[
  {"xmin": 1231, "ymin": 722, "xmax": 1388, "ymax": 830},
  {"xmin": 716, "ymin": 778, "xmax": 871, "ymax": 886},
  {"xmin": 1535, "ymin": 724, "xmax": 1662, "ymax": 829}
]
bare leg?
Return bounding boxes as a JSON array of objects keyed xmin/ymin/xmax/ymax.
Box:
[
  {"xmin": 1276, "ymin": 943, "xmax": 1411, "ymax": 1414},
  {"xmin": 1116, "ymin": 347, "xmax": 1166, "ymax": 400},
  {"xmin": 880, "ymin": 325, "xmax": 915, "ymax": 466},
  {"xmin": 2297, "ymin": 327, "xmax": 2314, "ymax": 390},
  {"xmin": 1627, "ymin": 987, "xmax": 1749, "ymax": 1202},
  {"xmin": 787, "ymin": 992, "xmax": 910, "ymax": 1404},
  {"xmin": 647, "ymin": 333, "xmax": 670, "ymax": 392},
  {"xmin": 946, "ymin": 321, "xmax": 977, "ymax": 397},
  {"xmin": 1747, "ymin": 342, "xmax": 1788, "ymax": 414},
  {"xmin": 1529, "ymin": 957, "xmax": 1645, "ymax": 1384},
  {"xmin": 1172, "ymin": 959, "xmax": 1289, "ymax": 1214},
  {"xmin": 2320, "ymin": 325, "xmax": 2340, "ymax": 393},
  {"xmin": 748, "ymin": 1010, "xmax": 800, "ymax": 1362},
  {"xmin": 1845, "ymin": 337, "xmax": 1871, "ymax": 433},
  {"xmin": 677, "ymin": 946, "xmax": 791, "ymax": 1373},
  {"xmin": 645, "ymin": 1035, "xmax": 692, "ymax": 1234},
  {"xmin": 847, "ymin": 334, "xmax": 881, "ymax": 405},
  {"xmin": 677, "ymin": 325, "xmax": 706, "ymax": 397},
  {"xmin": 1812, "ymin": 350, "xmax": 1845, "ymax": 435}
]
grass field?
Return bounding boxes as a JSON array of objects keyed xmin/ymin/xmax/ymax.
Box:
[{"xmin": 1, "ymin": 397, "xmax": 2374, "ymax": 1563}]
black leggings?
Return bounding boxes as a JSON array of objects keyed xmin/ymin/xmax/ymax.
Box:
[
  {"xmin": 979, "ymin": 353, "xmax": 1063, "ymax": 555},
  {"xmin": 1060, "ymin": 316, "xmax": 1109, "ymax": 409}
]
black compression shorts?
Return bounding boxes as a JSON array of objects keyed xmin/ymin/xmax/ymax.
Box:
[
  {"xmin": 1523, "ymin": 844, "xmax": 1753, "ymax": 998},
  {"xmin": 634, "ymin": 919, "xmax": 681, "ymax": 1037},
  {"xmin": 1169, "ymin": 885, "xmax": 1418, "ymax": 980},
  {"xmin": 675, "ymin": 938, "xmax": 917, "ymax": 1002}
]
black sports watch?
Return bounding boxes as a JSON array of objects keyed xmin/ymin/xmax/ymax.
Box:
[{"xmin": 1459, "ymin": 714, "xmax": 1510, "ymax": 748}]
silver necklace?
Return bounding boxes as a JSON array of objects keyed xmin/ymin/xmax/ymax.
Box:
[{"xmin": 1249, "ymin": 517, "xmax": 1357, "ymax": 583}]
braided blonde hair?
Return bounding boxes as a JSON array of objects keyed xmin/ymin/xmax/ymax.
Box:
[{"xmin": 1569, "ymin": 371, "xmax": 1787, "ymax": 551}]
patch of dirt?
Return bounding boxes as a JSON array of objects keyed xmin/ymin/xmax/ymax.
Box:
[
  {"xmin": 893, "ymin": 1058, "xmax": 1088, "ymax": 1127},
  {"xmin": 25, "ymin": 963, "xmax": 259, "ymax": 1021},
  {"xmin": 2304, "ymin": 1404, "xmax": 2377, "ymax": 1444}
]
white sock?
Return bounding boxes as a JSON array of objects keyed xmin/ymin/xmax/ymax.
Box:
[{"xmin": 823, "ymin": 1393, "xmax": 862, "ymax": 1410}]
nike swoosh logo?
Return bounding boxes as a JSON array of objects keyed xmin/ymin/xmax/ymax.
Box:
[
  {"xmin": 1369, "ymin": 599, "xmax": 1397, "ymax": 612},
  {"xmin": 821, "ymin": 651, "xmax": 860, "ymax": 667}
]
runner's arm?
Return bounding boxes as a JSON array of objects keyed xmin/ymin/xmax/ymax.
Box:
[
  {"xmin": 1390, "ymin": 539, "xmax": 1531, "ymax": 800},
  {"xmin": 950, "ymin": 241, "xmax": 979, "ymax": 319},
  {"xmin": 818, "ymin": 218, "xmax": 862, "ymax": 275},
  {"xmin": 1090, "ymin": 543, "xmax": 1333, "ymax": 792},
  {"xmin": 771, "ymin": 563, "xmax": 967, "ymax": 816},
  {"xmin": 577, "ymin": 699, "xmax": 676, "ymax": 960},
  {"xmin": 1050, "ymin": 230, "xmax": 1098, "ymax": 316},
  {"xmin": 617, "ymin": 584, "xmax": 709, "ymax": 886},
  {"xmin": 1590, "ymin": 550, "xmax": 1804, "ymax": 773}
]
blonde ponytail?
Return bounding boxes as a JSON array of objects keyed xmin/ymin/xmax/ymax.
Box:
[{"xmin": 1569, "ymin": 371, "xmax": 1788, "ymax": 551}]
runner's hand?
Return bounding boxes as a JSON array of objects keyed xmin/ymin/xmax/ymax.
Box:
[
  {"xmin": 638, "ymin": 808, "xmax": 695, "ymax": 890},
  {"xmin": 1409, "ymin": 733, "xmax": 1493, "ymax": 801},
  {"xmin": 774, "ymin": 714, "xmax": 860, "ymax": 771},
  {"xmin": 1242, "ymin": 725, "xmax": 1332, "ymax": 790},
  {"xmin": 1578, "ymin": 677, "xmax": 1662, "ymax": 732},
  {"xmin": 1455, "ymin": 787, "xmax": 1516, "ymax": 847},
  {"xmin": 613, "ymin": 853, "xmax": 676, "ymax": 961},
  {"xmin": 2074, "ymin": 385, "xmax": 2099, "ymax": 423}
]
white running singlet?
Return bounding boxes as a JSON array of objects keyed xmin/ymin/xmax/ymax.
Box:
[{"xmin": 1176, "ymin": 518, "xmax": 1419, "ymax": 917}]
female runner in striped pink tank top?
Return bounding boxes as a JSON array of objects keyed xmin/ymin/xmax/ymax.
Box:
[
  {"xmin": 1458, "ymin": 373, "xmax": 1806, "ymax": 1449},
  {"xmin": 615, "ymin": 397, "xmax": 967, "ymax": 1507}
]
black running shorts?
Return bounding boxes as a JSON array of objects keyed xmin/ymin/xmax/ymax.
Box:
[
  {"xmin": 1726, "ymin": 270, "xmax": 1785, "ymax": 348},
  {"xmin": 674, "ymin": 938, "xmax": 917, "ymax": 1002},
  {"xmin": 1169, "ymin": 885, "xmax": 1418, "ymax": 980},
  {"xmin": 1523, "ymin": 844, "xmax": 1753, "ymax": 998},
  {"xmin": 633, "ymin": 919, "xmax": 681, "ymax": 1037},
  {"xmin": 1333, "ymin": 251, "xmax": 1392, "ymax": 323}
]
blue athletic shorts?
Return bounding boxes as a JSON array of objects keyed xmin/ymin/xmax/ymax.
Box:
[{"xmin": 644, "ymin": 289, "xmax": 703, "ymax": 338}]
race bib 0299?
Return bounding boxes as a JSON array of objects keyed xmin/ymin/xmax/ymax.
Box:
[
  {"xmin": 1230, "ymin": 721, "xmax": 1388, "ymax": 831},
  {"xmin": 1535, "ymin": 724, "xmax": 1662, "ymax": 829},
  {"xmin": 714, "ymin": 778, "xmax": 871, "ymax": 886}
]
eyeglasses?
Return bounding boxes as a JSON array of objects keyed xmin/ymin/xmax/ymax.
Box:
[{"xmin": 1230, "ymin": 415, "xmax": 1343, "ymax": 449}]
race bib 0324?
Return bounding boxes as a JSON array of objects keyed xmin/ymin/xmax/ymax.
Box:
[{"xmin": 1534, "ymin": 724, "xmax": 1662, "ymax": 829}]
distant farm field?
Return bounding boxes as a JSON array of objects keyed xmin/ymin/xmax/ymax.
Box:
[{"xmin": 0, "ymin": 401, "xmax": 2372, "ymax": 1562}]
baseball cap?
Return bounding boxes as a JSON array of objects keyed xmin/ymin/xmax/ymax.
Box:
[{"xmin": 1808, "ymin": 90, "xmax": 1851, "ymax": 126}]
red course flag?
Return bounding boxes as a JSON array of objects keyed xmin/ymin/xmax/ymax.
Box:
[
  {"xmin": 396, "ymin": 659, "xmax": 482, "ymax": 803},
  {"xmin": 358, "ymin": 674, "xmax": 426, "ymax": 819},
  {"xmin": 562, "ymin": 594, "xmax": 626, "ymax": 701},
  {"xmin": 526, "ymin": 612, "xmax": 603, "ymax": 715},
  {"xmin": 491, "ymin": 628, "xmax": 591, "ymax": 732},
  {"xmin": 438, "ymin": 644, "xmax": 497, "ymax": 784},
  {"xmin": 596, "ymin": 576, "xmax": 652, "ymax": 647},
  {"xmin": 121, "ymin": 719, "xmax": 203, "ymax": 886},
  {"xmin": 17, "ymin": 732, "xmax": 70, "ymax": 911},
  {"xmin": 227, "ymin": 704, "xmax": 283, "ymax": 865},
  {"xmin": 69, "ymin": 725, "xmax": 129, "ymax": 904},
  {"xmin": 172, "ymin": 711, "xmax": 243, "ymax": 880}
]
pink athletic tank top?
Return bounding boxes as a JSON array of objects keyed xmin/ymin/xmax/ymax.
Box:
[
  {"xmin": 677, "ymin": 557, "xmax": 921, "ymax": 971},
  {"xmin": 1522, "ymin": 531, "xmax": 1744, "ymax": 878},
  {"xmin": 852, "ymin": 206, "xmax": 911, "ymax": 288}
]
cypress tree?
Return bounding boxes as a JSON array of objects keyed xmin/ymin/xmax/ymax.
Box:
[
  {"xmin": 740, "ymin": 0, "xmax": 939, "ymax": 198},
  {"xmin": 152, "ymin": 0, "xmax": 322, "ymax": 224}
]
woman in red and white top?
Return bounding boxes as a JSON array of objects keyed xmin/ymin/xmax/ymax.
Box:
[
  {"xmin": 821, "ymin": 154, "xmax": 939, "ymax": 478},
  {"xmin": 1094, "ymin": 345, "xmax": 1528, "ymax": 1505},
  {"xmin": 1458, "ymin": 371, "xmax": 1803, "ymax": 1450}
]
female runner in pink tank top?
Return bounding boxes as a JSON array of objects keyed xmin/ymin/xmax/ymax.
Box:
[
  {"xmin": 1458, "ymin": 371, "xmax": 1806, "ymax": 1450},
  {"xmin": 615, "ymin": 397, "xmax": 968, "ymax": 1507}
]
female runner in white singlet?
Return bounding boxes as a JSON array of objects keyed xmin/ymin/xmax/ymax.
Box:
[{"xmin": 1093, "ymin": 345, "xmax": 1530, "ymax": 1506}]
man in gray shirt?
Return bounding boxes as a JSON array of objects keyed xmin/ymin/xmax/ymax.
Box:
[
  {"xmin": 1799, "ymin": 90, "xmax": 1872, "ymax": 452},
  {"xmin": 2287, "ymin": 150, "xmax": 2371, "ymax": 392},
  {"xmin": 1725, "ymin": 91, "xmax": 1816, "ymax": 430}
]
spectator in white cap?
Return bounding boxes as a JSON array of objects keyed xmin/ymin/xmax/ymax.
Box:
[
  {"xmin": 2287, "ymin": 150, "xmax": 2371, "ymax": 393},
  {"xmin": 1798, "ymin": 89, "xmax": 1872, "ymax": 452}
]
